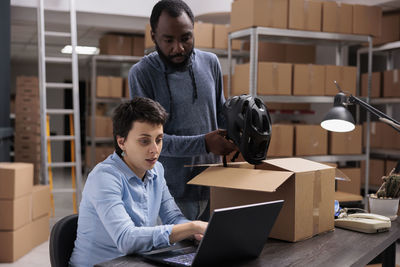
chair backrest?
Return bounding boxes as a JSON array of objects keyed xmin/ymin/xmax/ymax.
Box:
[{"xmin": 49, "ymin": 214, "xmax": 78, "ymax": 267}]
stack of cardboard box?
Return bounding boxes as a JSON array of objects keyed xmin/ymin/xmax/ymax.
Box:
[
  {"xmin": 14, "ymin": 76, "xmax": 41, "ymax": 184},
  {"xmin": 0, "ymin": 163, "xmax": 50, "ymax": 262},
  {"xmin": 99, "ymin": 34, "xmax": 145, "ymax": 57},
  {"xmin": 230, "ymin": 0, "xmax": 382, "ymax": 37}
]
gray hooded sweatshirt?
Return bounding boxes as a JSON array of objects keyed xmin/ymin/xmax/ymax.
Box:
[{"xmin": 128, "ymin": 49, "xmax": 225, "ymax": 201}]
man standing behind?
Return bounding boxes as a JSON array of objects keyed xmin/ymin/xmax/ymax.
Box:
[{"xmin": 128, "ymin": 0, "xmax": 235, "ymax": 220}]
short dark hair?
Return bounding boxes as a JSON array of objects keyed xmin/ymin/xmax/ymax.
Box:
[
  {"xmin": 112, "ymin": 97, "xmax": 168, "ymax": 157},
  {"xmin": 150, "ymin": 0, "xmax": 194, "ymax": 32}
]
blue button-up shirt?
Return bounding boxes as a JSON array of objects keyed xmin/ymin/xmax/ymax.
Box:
[{"xmin": 69, "ymin": 152, "xmax": 189, "ymax": 267}]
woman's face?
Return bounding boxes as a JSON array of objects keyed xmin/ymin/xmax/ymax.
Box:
[{"xmin": 117, "ymin": 121, "xmax": 163, "ymax": 178}]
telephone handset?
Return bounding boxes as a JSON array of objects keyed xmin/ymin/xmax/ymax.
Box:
[{"xmin": 335, "ymin": 212, "xmax": 391, "ymax": 233}]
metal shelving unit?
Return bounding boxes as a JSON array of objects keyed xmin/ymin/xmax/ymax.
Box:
[
  {"xmin": 87, "ymin": 55, "xmax": 142, "ymax": 168},
  {"xmin": 227, "ymin": 26, "xmax": 372, "ymax": 202},
  {"xmin": 358, "ymin": 41, "xmax": 400, "ymax": 163}
]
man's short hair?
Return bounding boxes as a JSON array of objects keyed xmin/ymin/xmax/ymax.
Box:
[
  {"xmin": 150, "ymin": 0, "xmax": 194, "ymax": 32},
  {"xmin": 112, "ymin": 97, "xmax": 168, "ymax": 157}
]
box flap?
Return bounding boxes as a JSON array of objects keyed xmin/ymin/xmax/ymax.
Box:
[
  {"xmin": 334, "ymin": 168, "xmax": 350, "ymax": 181},
  {"xmin": 188, "ymin": 166, "xmax": 293, "ymax": 192},
  {"xmin": 262, "ymin": 157, "xmax": 334, "ymax": 172}
]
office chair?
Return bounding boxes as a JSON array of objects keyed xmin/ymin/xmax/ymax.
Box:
[{"xmin": 49, "ymin": 214, "xmax": 78, "ymax": 267}]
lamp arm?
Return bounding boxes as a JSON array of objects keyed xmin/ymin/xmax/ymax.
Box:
[{"xmin": 348, "ymin": 95, "xmax": 400, "ymax": 134}]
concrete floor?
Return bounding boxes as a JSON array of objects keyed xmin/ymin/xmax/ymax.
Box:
[{"xmin": 1, "ymin": 169, "xmax": 400, "ymax": 267}]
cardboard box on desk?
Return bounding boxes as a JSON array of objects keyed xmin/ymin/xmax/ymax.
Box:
[
  {"xmin": 188, "ymin": 157, "xmax": 336, "ymax": 242},
  {"xmin": 230, "ymin": 0, "xmax": 288, "ymax": 32}
]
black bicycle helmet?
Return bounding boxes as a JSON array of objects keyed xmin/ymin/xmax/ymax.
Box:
[{"xmin": 223, "ymin": 94, "xmax": 272, "ymax": 165}]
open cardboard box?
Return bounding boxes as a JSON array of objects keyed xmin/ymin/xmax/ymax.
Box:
[{"xmin": 188, "ymin": 157, "xmax": 342, "ymax": 242}]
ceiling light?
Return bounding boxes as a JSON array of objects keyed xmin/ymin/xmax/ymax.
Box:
[{"xmin": 61, "ymin": 45, "xmax": 99, "ymax": 55}]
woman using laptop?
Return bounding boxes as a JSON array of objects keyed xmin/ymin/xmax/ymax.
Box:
[{"xmin": 69, "ymin": 97, "xmax": 208, "ymax": 267}]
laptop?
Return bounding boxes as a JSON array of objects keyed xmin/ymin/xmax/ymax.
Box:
[{"xmin": 141, "ymin": 200, "xmax": 284, "ymax": 266}]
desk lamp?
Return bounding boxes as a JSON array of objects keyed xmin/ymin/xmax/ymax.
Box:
[{"xmin": 320, "ymin": 81, "xmax": 400, "ymax": 174}]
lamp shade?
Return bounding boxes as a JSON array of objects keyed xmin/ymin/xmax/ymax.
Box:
[{"xmin": 321, "ymin": 106, "xmax": 355, "ymax": 132}]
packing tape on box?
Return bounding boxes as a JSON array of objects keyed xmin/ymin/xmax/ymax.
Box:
[
  {"xmin": 272, "ymin": 63, "xmax": 279, "ymax": 92},
  {"xmin": 304, "ymin": 1, "xmax": 309, "ymax": 30},
  {"xmin": 308, "ymin": 64, "xmax": 314, "ymax": 93},
  {"xmin": 313, "ymin": 170, "xmax": 322, "ymax": 235},
  {"xmin": 393, "ymin": 69, "xmax": 398, "ymax": 84},
  {"xmin": 335, "ymin": 3, "xmax": 340, "ymax": 33},
  {"xmin": 266, "ymin": 0, "xmax": 274, "ymax": 27}
]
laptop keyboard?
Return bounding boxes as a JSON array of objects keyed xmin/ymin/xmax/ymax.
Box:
[{"xmin": 164, "ymin": 252, "xmax": 196, "ymax": 266}]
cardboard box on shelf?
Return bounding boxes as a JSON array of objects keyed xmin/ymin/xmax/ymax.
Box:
[
  {"xmin": 232, "ymin": 62, "xmax": 292, "ymax": 96},
  {"xmin": 188, "ymin": 157, "xmax": 336, "ymax": 242},
  {"xmin": 337, "ymin": 168, "xmax": 361, "ymax": 195},
  {"xmin": 132, "ymin": 36, "xmax": 145, "ymax": 57},
  {"xmin": 361, "ymin": 159, "xmax": 385, "ymax": 187},
  {"xmin": 383, "ymin": 69, "xmax": 400, "ymax": 97},
  {"xmin": 267, "ymin": 124, "xmax": 294, "ymax": 157},
  {"xmin": 0, "ymin": 163, "xmax": 33, "ymax": 199},
  {"xmin": 329, "ymin": 125, "xmax": 362, "ymax": 155},
  {"xmin": 353, "ymin": 5, "xmax": 382, "ymax": 37},
  {"xmin": 193, "ymin": 22, "xmax": 213, "ymax": 49},
  {"xmin": 0, "ymin": 194, "xmax": 31, "ymax": 230},
  {"xmin": 0, "ymin": 223, "xmax": 32, "ymax": 262},
  {"xmin": 363, "ymin": 121, "xmax": 398, "ymax": 150},
  {"xmin": 96, "ymin": 76, "xmax": 123, "ymax": 98},
  {"xmin": 86, "ymin": 116, "xmax": 113, "ymax": 138},
  {"xmin": 99, "ymin": 34, "xmax": 131, "ymax": 56},
  {"xmin": 266, "ymin": 103, "xmax": 311, "ymax": 111},
  {"xmin": 293, "ymin": 64, "xmax": 325, "ymax": 96},
  {"xmin": 288, "ymin": 0, "xmax": 322, "ymax": 32},
  {"xmin": 85, "ymin": 145, "xmax": 115, "ymax": 166},
  {"xmin": 285, "ymin": 44, "xmax": 316, "ymax": 64},
  {"xmin": 213, "ymin": 24, "xmax": 242, "ymax": 50},
  {"xmin": 361, "ymin": 72, "xmax": 381, "ymax": 97},
  {"xmin": 295, "ymin": 124, "xmax": 328, "ymax": 156},
  {"xmin": 31, "ymin": 215, "xmax": 49, "ymax": 248},
  {"xmin": 322, "ymin": 2, "xmax": 352, "ymax": 34},
  {"xmin": 373, "ymin": 14, "xmax": 400, "ymax": 45},
  {"xmin": 243, "ymin": 42, "xmax": 287, "ymax": 62},
  {"xmin": 145, "ymin": 24, "xmax": 153, "ymax": 49},
  {"xmin": 385, "ymin": 160, "xmax": 399, "ymax": 175},
  {"xmin": 32, "ymin": 185, "xmax": 50, "ymax": 220},
  {"xmin": 230, "ymin": 0, "xmax": 288, "ymax": 32},
  {"xmin": 258, "ymin": 62, "xmax": 292, "ymax": 95},
  {"xmin": 324, "ymin": 65, "xmax": 356, "ymax": 96},
  {"xmin": 123, "ymin": 78, "xmax": 130, "ymax": 99}
]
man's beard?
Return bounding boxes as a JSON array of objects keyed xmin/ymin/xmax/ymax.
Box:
[{"xmin": 155, "ymin": 41, "xmax": 194, "ymax": 71}]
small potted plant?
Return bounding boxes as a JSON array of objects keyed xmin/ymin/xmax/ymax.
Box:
[{"xmin": 368, "ymin": 168, "xmax": 400, "ymax": 220}]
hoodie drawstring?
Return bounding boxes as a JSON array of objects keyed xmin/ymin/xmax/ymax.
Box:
[{"xmin": 188, "ymin": 65, "xmax": 198, "ymax": 103}]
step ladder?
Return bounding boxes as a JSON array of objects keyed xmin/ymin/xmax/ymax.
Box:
[{"xmin": 37, "ymin": 0, "xmax": 83, "ymax": 212}]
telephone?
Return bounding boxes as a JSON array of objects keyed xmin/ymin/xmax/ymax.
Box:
[{"xmin": 335, "ymin": 213, "xmax": 391, "ymax": 233}]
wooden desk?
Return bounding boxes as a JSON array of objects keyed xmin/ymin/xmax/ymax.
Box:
[{"xmin": 95, "ymin": 220, "xmax": 400, "ymax": 267}]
